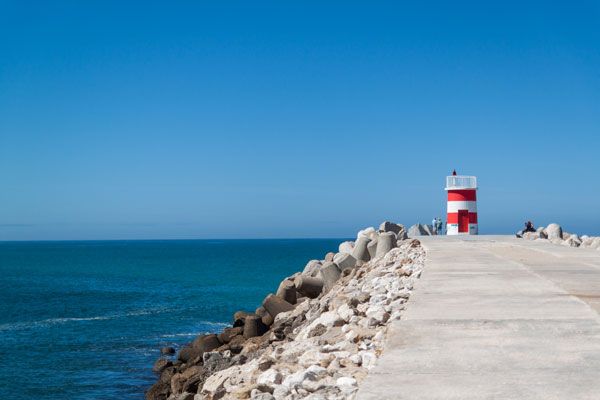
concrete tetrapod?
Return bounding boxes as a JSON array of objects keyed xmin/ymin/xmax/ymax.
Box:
[
  {"xmin": 294, "ymin": 275, "xmax": 324, "ymax": 298},
  {"xmin": 367, "ymin": 237, "xmax": 378, "ymax": 259},
  {"xmin": 352, "ymin": 236, "xmax": 371, "ymax": 262},
  {"xmin": 261, "ymin": 312, "xmax": 274, "ymax": 326},
  {"xmin": 319, "ymin": 261, "xmax": 342, "ymax": 293},
  {"xmin": 262, "ymin": 294, "xmax": 294, "ymax": 318},
  {"xmin": 334, "ymin": 253, "xmax": 357, "ymax": 271},
  {"xmin": 243, "ymin": 315, "xmax": 268, "ymax": 339},
  {"xmin": 375, "ymin": 231, "xmax": 396, "ymax": 258},
  {"xmin": 276, "ymin": 279, "xmax": 297, "ymax": 305}
]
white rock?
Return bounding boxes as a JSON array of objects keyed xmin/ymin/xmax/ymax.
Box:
[
  {"xmin": 366, "ymin": 305, "xmax": 390, "ymax": 326},
  {"xmin": 250, "ymin": 390, "xmax": 275, "ymax": 400},
  {"xmin": 336, "ymin": 376, "xmax": 358, "ymax": 394},
  {"xmin": 546, "ymin": 223, "xmax": 563, "ymax": 240},
  {"xmin": 257, "ymin": 369, "xmax": 282, "ymax": 386},
  {"xmin": 298, "ymin": 349, "xmax": 332, "ymax": 367},
  {"xmin": 337, "ymin": 303, "xmax": 354, "ymax": 322},
  {"xmin": 272, "ymin": 385, "xmax": 289, "ymax": 398},
  {"xmin": 359, "ymin": 351, "xmax": 378, "ymax": 369}
]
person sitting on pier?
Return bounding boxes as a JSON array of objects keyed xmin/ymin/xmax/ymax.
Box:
[{"xmin": 516, "ymin": 221, "xmax": 536, "ymax": 238}]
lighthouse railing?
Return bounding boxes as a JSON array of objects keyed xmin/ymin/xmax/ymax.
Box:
[{"xmin": 446, "ymin": 175, "xmax": 477, "ymax": 190}]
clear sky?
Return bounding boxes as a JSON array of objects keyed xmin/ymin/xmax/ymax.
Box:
[{"xmin": 1, "ymin": 1, "xmax": 599, "ymax": 240}]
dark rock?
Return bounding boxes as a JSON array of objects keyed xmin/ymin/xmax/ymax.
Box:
[
  {"xmin": 217, "ymin": 326, "xmax": 242, "ymax": 344},
  {"xmin": 153, "ymin": 358, "xmax": 173, "ymax": 374},
  {"xmin": 160, "ymin": 346, "xmax": 175, "ymax": 355},
  {"xmin": 228, "ymin": 335, "xmax": 246, "ymax": 354},
  {"xmin": 177, "ymin": 346, "xmax": 202, "ymax": 364},
  {"xmin": 192, "ymin": 333, "xmax": 221, "ymax": 352},
  {"xmin": 145, "ymin": 381, "xmax": 170, "ymax": 400},
  {"xmin": 170, "ymin": 365, "xmax": 204, "ymax": 395},
  {"xmin": 308, "ymin": 323, "xmax": 327, "ymax": 337},
  {"xmin": 159, "ymin": 366, "xmax": 177, "ymax": 384}
]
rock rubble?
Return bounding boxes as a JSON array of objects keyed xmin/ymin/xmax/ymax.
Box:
[
  {"xmin": 146, "ymin": 221, "xmax": 425, "ymax": 400},
  {"xmin": 519, "ymin": 223, "xmax": 600, "ymax": 249}
]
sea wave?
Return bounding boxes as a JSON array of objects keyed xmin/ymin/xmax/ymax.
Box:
[
  {"xmin": 0, "ymin": 308, "xmax": 172, "ymax": 332},
  {"xmin": 159, "ymin": 322, "xmax": 229, "ymax": 338}
]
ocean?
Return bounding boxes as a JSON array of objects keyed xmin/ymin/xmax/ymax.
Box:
[{"xmin": 0, "ymin": 239, "xmax": 342, "ymax": 399}]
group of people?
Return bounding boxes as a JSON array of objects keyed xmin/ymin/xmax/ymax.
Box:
[{"xmin": 432, "ymin": 217, "xmax": 444, "ymax": 235}]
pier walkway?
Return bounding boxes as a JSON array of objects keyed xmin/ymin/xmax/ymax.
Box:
[{"xmin": 357, "ymin": 235, "xmax": 600, "ymax": 400}]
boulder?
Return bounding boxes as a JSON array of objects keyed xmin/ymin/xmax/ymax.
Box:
[
  {"xmin": 276, "ymin": 279, "xmax": 297, "ymax": 304},
  {"xmin": 227, "ymin": 335, "xmax": 246, "ymax": 354},
  {"xmin": 375, "ymin": 232, "xmax": 396, "ymax": 258},
  {"xmin": 319, "ymin": 262, "xmax": 342, "ymax": 293},
  {"xmin": 294, "ymin": 275, "xmax": 324, "ymax": 298},
  {"xmin": 546, "ymin": 223, "xmax": 563, "ymax": 240},
  {"xmin": 170, "ymin": 365, "xmax": 204, "ymax": 395},
  {"xmin": 351, "ymin": 236, "xmax": 371, "ymax": 262},
  {"xmin": 522, "ymin": 231, "xmax": 540, "ymax": 240},
  {"xmin": 333, "ymin": 253, "xmax": 357, "ymax": 271},
  {"xmin": 177, "ymin": 346, "xmax": 202, "ymax": 363},
  {"xmin": 192, "ymin": 334, "xmax": 221, "ymax": 352},
  {"xmin": 563, "ymin": 236, "xmax": 581, "ymax": 247},
  {"xmin": 218, "ymin": 327, "xmax": 243, "ymax": 344},
  {"xmin": 160, "ymin": 346, "xmax": 175, "ymax": 355},
  {"xmin": 152, "ymin": 358, "xmax": 173, "ymax": 374},
  {"xmin": 262, "ymin": 294, "xmax": 294, "ymax": 318},
  {"xmin": 145, "ymin": 381, "xmax": 170, "ymax": 400},
  {"xmin": 338, "ymin": 241, "xmax": 355, "ymax": 254}
]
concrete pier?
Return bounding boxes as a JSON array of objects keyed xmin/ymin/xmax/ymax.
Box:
[{"xmin": 357, "ymin": 235, "xmax": 600, "ymax": 400}]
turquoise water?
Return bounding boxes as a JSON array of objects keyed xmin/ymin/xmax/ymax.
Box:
[{"xmin": 0, "ymin": 239, "xmax": 341, "ymax": 399}]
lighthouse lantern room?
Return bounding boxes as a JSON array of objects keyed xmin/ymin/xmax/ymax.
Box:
[{"xmin": 445, "ymin": 175, "xmax": 478, "ymax": 235}]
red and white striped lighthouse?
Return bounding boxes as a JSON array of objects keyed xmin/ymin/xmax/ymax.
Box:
[{"xmin": 445, "ymin": 175, "xmax": 478, "ymax": 235}]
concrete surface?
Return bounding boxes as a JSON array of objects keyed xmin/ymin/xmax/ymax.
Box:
[{"xmin": 357, "ymin": 235, "xmax": 600, "ymax": 400}]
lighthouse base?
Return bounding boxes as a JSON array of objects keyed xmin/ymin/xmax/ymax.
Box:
[{"xmin": 447, "ymin": 223, "xmax": 478, "ymax": 235}]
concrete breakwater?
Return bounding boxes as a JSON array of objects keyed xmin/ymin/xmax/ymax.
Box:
[
  {"xmin": 146, "ymin": 222, "xmax": 425, "ymax": 400},
  {"xmin": 520, "ymin": 222, "xmax": 600, "ymax": 249}
]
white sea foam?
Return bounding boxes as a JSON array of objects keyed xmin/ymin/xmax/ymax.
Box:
[
  {"xmin": 0, "ymin": 308, "xmax": 172, "ymax": 332},
  {"xmin": 159, "ymin": 321, "xmax": 229, "ymax": 338}
]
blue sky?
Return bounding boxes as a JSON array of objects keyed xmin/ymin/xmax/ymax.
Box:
[{"xmin": 1, "ymin": 1, "xmax": 599, "ymax": 240}]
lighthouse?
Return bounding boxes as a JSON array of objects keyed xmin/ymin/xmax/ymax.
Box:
[{"xmin": 445, "ymin": 174, "xmax": 478, "ymax": 235}]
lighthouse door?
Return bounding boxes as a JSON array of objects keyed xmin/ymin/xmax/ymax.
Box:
[{"xmin": 458, "ymin": 209, "xmax": 469, "ymax": 233}]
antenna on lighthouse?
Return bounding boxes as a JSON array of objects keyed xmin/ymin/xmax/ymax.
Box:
[{"xmin": 445, "ymin": 174, "xmax": 478, "ymax": 235}]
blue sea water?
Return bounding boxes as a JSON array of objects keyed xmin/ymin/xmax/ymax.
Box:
[{"xmin": 0, "ymin": 239, "xmax": 342, "ymax": 399}]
